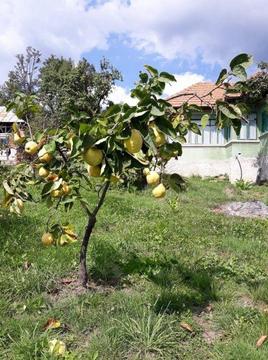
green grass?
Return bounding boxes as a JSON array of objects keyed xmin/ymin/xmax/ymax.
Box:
[{"xmin": 1, "ymin": 178, "xmax": 268, "ymax": 359}]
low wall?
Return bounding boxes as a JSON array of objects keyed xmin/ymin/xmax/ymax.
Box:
[
  {"xmin": 165, "ymin": 141, "xmax": 261, "ymax": 183},
  {"xmin": 165, "ymin": 156, "xmax": 258, "ymax": 183}
]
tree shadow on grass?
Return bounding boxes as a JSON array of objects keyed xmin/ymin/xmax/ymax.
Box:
[
  {"xmin": 90, "ymin": 242, "xmax": 217, "ymax": 314},
  {"xmin": 0, "ymin": 211, "xmax": 38, "ymax": 244},
  {"xmin": 0, "ymin": 211, "xmax": 42, "ymax": 269}
]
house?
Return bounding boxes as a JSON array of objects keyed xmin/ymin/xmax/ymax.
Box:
[
  {"xmin": 165, "ymin": 82, "xmax": 268, "ymax": 183},
  {"xmin": 0, "ymin": 106, "xmax": 24, "ymax": 164}
]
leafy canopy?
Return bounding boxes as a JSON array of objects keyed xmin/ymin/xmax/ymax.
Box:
[
  {"xmin": 0, "ymin": 48, "xmax": 122, "ymax": 129},
  {"xmin": 2, "ymin": 54, "xmax": 253, "ymax": 244}
]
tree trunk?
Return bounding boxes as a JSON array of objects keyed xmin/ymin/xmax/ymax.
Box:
[
  {"xmin": 79, "ymin": 180, "xmax": 110, "ymax": 287},
  {"xmin": 79, "ymin": 214, "xmax": 96, "ymax": 287}
]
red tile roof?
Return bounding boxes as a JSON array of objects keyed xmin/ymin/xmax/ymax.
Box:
[{"xmin": 166, "ymin": 82, "xmax": 240, "ymax": 108}]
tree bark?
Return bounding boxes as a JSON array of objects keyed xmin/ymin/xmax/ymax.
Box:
[
  {"xmin": 79, "ymin": 180, "xmax": 110, "ymax": 287},
  {"xmin": 79, "ymin": 214, "xmax": 96, "ymax": 286}
]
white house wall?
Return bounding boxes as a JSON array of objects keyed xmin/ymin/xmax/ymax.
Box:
[{"xmin": 165, "ymin": 141, "xmax": 262, "ymax": 183}]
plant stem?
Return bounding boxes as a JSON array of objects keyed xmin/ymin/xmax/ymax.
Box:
[
  {"xmin": 79, "ymin": 180, "xmax": 110, "ymax": 287},
  {"xmin": 25, "ymin": 114, "xmax": 33, "ymax": 139}
]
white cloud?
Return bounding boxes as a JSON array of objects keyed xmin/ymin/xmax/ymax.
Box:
[
  {"xmin": 164, "ymin": 72, "xmax": 207, "ymax": 97},
  {"xmin": 0, "ymin": 0, "xmax": 267, "ymax": 83},
  {"xmin": 108, "ymin": 85, "xmax": 137, "ymax": 105},
  {"xmin": 108, "ymin": 72, "xmax": 207, "ymax": 105},
  {"xmin": 0, "ymin": 0, "xmax": 120, "ymax": 82},
  {"xmin": 120, "ymin": 0, "xmax": 268, "ymax": 64}
]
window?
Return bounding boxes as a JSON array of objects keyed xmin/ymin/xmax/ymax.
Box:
[
  {"xmin": 187, "ymin": 119, "xmax": 225, "ymax": 145},
  {"xmin": 239, "ymin": 114, "xmax": 257, "ymax": 140},
  {"xmin": 186, "ymin": 113, "xmax": 257, "ymax": 145},
  {"xmin": 262, "ymin": 111, "xmax": 268, "ymax": 133},
  {"xmin": 0, "ymin": 136, "xmax": 9, "ymax": 145},
  {"xmin": 0, "ymin": 123, "xmax": 12, "ymax": 134}
]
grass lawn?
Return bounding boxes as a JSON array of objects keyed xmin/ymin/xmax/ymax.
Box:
[{"xmin": 1, "ymin": 177, "xmax": 268, "ymax": 359}]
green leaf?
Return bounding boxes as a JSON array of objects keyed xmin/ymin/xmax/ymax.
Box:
[
  {"xmin": 12, "ymin": 123, "xmax": 19, "ymax": 133},
  {"xmin": 50, "ymin": 179, "xmax": 63, "ymax": 192},
  {"xmin": 131, "ymin": 88, "xmax": 147, "ymax": 100},
  {"xmin": 155, "ymin": 117, "xmax": 177, "ymax": 137},
  {"xmin": 105, "ymin": 104, "xmax": 121, "ymax": 116},
  {"xmin": 216, "ymin": 69, "xmax": 228, "ymax": 85},
  {"xmin": 95, "ymin": 136, "xmax": 109, "ymax": 145},
  {"xmin": 79, "ymin": 123, "xmax": 91, "ymax": 135},
  {"xmin": 144, "ymin": 65, "xmax": 158, "ymax": 76},
  {"xmin": 130, "ymin": 151, "xmax": 149, "ymax": 165},
  {"xmin": 201, "ymin": 114, "xmax": 209, "ymax": 128},
  {"xmin": 167, "ymin": 173, "xmax": 186, "ymax": 193},
  {"xmin": 151, "ymin": 106, "xmax": 165, "ymax": 117},
  {"xmin": 41, "ymin": 182, "xmax": 53, "ymax": 197},
  {"xmin": 188, "ymin": 104, "xmax": 203, "ymax": 113},
  {"xmin": 3, "ymin": 181, "xmax": 14, "ymax": 195},
  {"xmin": 162, "ymin": 142, "xmax": 182, "ymax": 157},
  {"xmin": 158, "ymin": 77, "xmax": 171, "ymax": 83},
  {"xmin": 159, "ymin": 72, "xmax": 176, "ymax": 82},
  {"xmin": 232, "ymin": 118, "xmax": 242, "ymax": 136},
  {"xmin": 139, "ymin": 72, "xmax": 149, "ymax": 83},
  {"xmin": 189, "ymin": 123, "xmax": 201, "ymax": 135},
  {"xmin": 44, "ymin": 141, "xmax": 56, "ymax": 154},
  {"xmin": 157, "ymin": 98, "xmax": 173, "ymax": 108},
  {"xmin": 229, "ymin": 104, "xmax": 242, "ymax": 117},
  {"xmin": 35, "ymin": 132, "xmax": 45, "ymax": 143},
  {"xmin": 232, "ymin": 65, "xmax": 247, "ymax": 81},
  {"xmin": 122, "ymin": 107, "xmax": 137, "ymax": 122},
  {"xmin": 218, "ymin": 103, "xmax": 238, "ymax": 119},
  {"xmin": 230, "ymin": 53, "xmax": 253, "ymax": 70}
]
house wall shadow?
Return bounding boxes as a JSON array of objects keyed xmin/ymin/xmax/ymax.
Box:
[{"xmin": 256, "ymin": 134, "xmax": 268, "ymax": 184}]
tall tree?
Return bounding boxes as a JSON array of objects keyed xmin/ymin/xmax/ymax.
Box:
[
  {"xmin": 0, "ymin": 47, "xmax": 41, "ymax": 104},
  {"xmin": 39, "ymin": 56, "xmax": 122, "ymax": 125},
  {"xmin": 243, "ymin": 62, "xmax": 268, "ymax": 104},
  {"xmin": 1, "ymin": 48, "xmax": 122, "ymax": 129}
]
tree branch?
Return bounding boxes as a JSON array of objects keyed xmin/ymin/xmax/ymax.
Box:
[
  {"xmin": 57, "ymin": 145, "xmax": 68, "ymax": 164},
  {"xmin": 25, "ymin": 114, "xmax": 33, "ymax": 139},
  {"xmin": 93, "ymin": 180, "xmax": 110, "ymax": 217}
]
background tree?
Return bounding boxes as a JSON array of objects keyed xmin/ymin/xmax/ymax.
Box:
[
  {"xmin": 38, "ymin": 56, "xmax": 122, "ymax": 126},
  {"xmin": 0, "ymin": 47, "xmax": 41, "ymax": 104},
  {"xmin": 2, "ymin": 54, "xmax": 253, "ymax": 287},
  {"xmin": 0, "ymin": 48, "xmax": 122, "ymax": 131},
  {"xmin": 243, "ymin": 61, "xmax": 268, "ymax": 104}
]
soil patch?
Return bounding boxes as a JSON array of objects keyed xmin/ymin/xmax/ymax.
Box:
[
  {"xmin": 46, "ymin": 275, "xmax": 118, "ymax": 302},
  {"xmin": 193, "ymin": 304, "xmax": 225, "ymax": 344},
  {"xmin": 214, "ymin": 201, "xmax": 268, "ymax": 218},
  {"xmin": 237, "ymin": 295, "xmax": 268, "ymax": 312}
]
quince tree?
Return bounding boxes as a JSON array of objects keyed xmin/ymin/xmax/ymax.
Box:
[{"xmin": 2, "ymin": 54, "xmax": 252, "ymax": 286}]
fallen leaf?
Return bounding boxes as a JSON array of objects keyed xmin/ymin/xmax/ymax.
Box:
[
  {"xmin": 61, "ymin": 278, "xmax": 74, "ymax": 285},
  {"xmin": 205, "ymin": 304, "xmax": 213, "ymax": 313},
  {"xmin": 44, "ymin": 318, "xmax": 61, "ymax": 330},
  {"xmin": 256, "ymin": 335, "xmax": 268, "ymax": 348},
  {"xmin": 49, "ymin": 339, "xmax": 66, "ymax": 356},
  {"xmin": 180, "ymin": 321, "xmax": 194, "ymax": 333},
  {"xmin": 23, "ymin": 261, "xmax": 32, "ymax": 270}
]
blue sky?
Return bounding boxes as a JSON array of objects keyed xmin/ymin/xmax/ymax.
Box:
[
  {"xmin": 85, "ymin": 33, "xmax": 217, "ymax": 88},
  {"xmin": 0, "ymin": 0, "xmax": 267, "ymax": 103}
]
